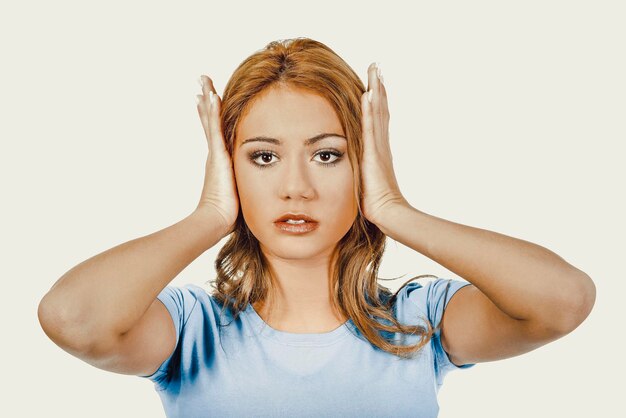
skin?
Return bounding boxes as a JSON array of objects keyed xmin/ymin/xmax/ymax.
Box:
[{"xmin": 232, "ymin": 84, "xmax": 358, "ymax": 333}]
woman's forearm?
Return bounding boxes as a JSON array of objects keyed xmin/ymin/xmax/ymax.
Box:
[
  {"xmin": 375, "ymin": 203, "xmax": 595, "ymax": 332},
  {"xmin": 38, "ymin": 208, "xmax": 228, "ymax": 350}
]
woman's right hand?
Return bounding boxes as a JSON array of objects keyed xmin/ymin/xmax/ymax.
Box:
[{"xmin": 195, "ymin": 75, "xmax": 240, "ymax": 235}]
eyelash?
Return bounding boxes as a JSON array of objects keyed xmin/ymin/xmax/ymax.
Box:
[{"xmin": 248, "ymin": 149, "xmax": 344, "ymax": 169}]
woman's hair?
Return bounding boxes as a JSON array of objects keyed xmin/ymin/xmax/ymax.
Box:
[{"xmin": 207, "ymin": 37, "xmax": 439, "ymax": 359}]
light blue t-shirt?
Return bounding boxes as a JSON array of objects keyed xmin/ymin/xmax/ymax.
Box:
[{"xmin": 140, "ymin": 277, "xmax": 476, "ymax": 417}]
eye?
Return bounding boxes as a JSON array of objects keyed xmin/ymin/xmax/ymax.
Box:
[
  {"xmin": 248, "ymin": 149, "xmax": 344, "ymax": 169},
  {"xmin": 313, "ymin": 150, "xmax": 343, "ymax": 166},
  {"xmin": 248, "ymin": 150, "xmax": 277, "ymax": 168}
]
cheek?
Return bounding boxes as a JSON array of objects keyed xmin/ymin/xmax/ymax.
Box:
[
  {"xmin": 239, "ymin": 185, "xmax": 266, "ymax": 222},
  {"xmin": 233, "ymin": 165, "xmax": 266, "ymax": 222},
  {"xmin": 234, "ymin": 159, "xmax": 258, "ymax": 199},
  {"xmin": 325, "ymin": 176, "xmax": 357, "ymax": 220}
]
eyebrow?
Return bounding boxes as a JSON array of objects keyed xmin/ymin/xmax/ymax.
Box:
[{"xmin": 241, "ymin": 133, "xmax": 347, "ymax": 147}]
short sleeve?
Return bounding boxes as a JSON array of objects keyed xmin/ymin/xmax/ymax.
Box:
[
  {"xmin": 138, "ymin": 285, "xmax": 198, "ymax": 390},
  {"xmin": 426, "ymin": 278, "xmax": 476, "ymax": 386}
]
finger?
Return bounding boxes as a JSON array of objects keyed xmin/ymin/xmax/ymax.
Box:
[
  {"xmin": 197, "ymin": 78, "xmax": 215, "ymax": 137},
  {"xmin": 367, "ymin": 63, "xmax": 382, "ymax": 143},
  {"xmin": 208, "ymin": 92, "xmax": 227, "ymax": 153},
  {"xmin": 378, "ymin": 69, "xmax": 389, "ymax": 125},
  {"xmin": 378, "ymin": 71, "xmax": 389, "ymax": 139},
  {"xmin": 197, "ymin": 93, "xmax": 213, "ymax": 151},
  {"xmin": 199, "ymin": 75, "xmax": 216, "ymax": 95},
  {"xmin": 361, "ymin": 88, "xmax": 375, "ymax": 155},
  {"xmin": 374, "ymin": 63, "xmax": 389, "ymax": 132}
]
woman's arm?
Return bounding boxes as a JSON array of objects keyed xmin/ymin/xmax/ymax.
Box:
[
  {"xmin": 37, "ymin": 208, "xmax": 228, "ymax": 353},
  {"xmin": 376, "ymin": 203, "xmax": 595, "ymax": 332}
]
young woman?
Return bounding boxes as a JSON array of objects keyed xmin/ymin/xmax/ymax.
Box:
[{"xmin": 38, "ymin": 38, "xmax": 595, "ymax": 417}]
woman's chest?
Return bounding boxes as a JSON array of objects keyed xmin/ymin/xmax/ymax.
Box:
[{"xmin": 165, "ymin": 336, "xmax": 440, "ymax": 417}]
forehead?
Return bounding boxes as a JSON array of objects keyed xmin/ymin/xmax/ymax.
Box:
[{"xmin": 236, "ymin": 85, "xmax": 344, "ymax": 146}]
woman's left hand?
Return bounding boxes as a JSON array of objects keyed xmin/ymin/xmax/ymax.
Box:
[{"xmin": 360, "ymin": 62, "xmax": 408, "ymax": 226}]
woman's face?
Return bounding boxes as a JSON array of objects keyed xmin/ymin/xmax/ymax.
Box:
[{"xmin": 233, "ymin": 84, "xmax": 358, "ymax": 259}]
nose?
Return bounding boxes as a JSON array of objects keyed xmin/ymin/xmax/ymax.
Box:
[{"xmin": 279, "ymin": 159, "xmax": 316, "ymax": 200}]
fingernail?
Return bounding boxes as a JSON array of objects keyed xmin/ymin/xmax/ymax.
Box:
[
  {"xmin": 376, "ymin": 64, "xmax": 383, "ymax": 81},
  {"xmin": 209, "ymin": 91, "xmax": 215, "ymax": 105}
]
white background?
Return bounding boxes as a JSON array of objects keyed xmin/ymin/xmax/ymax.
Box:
[{"xmin": 2, "ymin": 0, "xmax": 624, "ymax": 417}]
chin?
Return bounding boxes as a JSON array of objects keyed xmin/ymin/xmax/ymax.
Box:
[
  {"xmin": 257, "ymin": 228, "xmax": 339, "ymax": 257},
  {"xmin": 259, "ymin": 241, "xmax": 327, "ymax": 260}
]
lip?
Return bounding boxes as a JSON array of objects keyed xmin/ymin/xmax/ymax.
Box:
[
  {"xmin": 274, "ymin": 213, "xmax": 318, "ymax": 223},
  {"xmin": 274, "ymin": 220, "xmax": 320, "ymax": 234}
]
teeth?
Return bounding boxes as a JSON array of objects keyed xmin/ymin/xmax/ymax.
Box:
[{"xmin": 285, "ymin": 219, "xmax": 306, "ymax": 224}]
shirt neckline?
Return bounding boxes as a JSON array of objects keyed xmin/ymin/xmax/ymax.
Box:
[{"xmin": 244, "ymin": 302, "xmax": 358, "ymax": 346}]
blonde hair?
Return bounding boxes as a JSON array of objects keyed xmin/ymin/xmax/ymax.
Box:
[{"xmin": 207, "ymin": 37, "xmax": 439, "ymax": 359}]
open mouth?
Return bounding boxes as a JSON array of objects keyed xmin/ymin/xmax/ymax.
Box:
[{"xmin": 274, "ymin": 220, "xmax": 319, "ymax": 233}]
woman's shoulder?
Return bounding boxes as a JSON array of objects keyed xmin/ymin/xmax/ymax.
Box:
[
  {"xmin": 156, "ymin": 282, "xmax": 236, "ymax": 324},
  {"xmin": 393, "ymin": 277, "xmax": 472, "ymax": 324}
]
